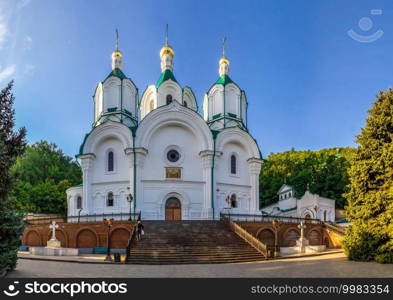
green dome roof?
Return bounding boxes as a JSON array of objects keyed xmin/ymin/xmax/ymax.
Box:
[
  {"xmin": 105, "ymin": 67, "xmax": 127, "ymax": 81},
  {"xmin": 215, "ymin": 74, "xmax": 234, "ymax": 85},
  {"xmin": 156, "ymin": 69, "xmax": 178, "ymax": 88}
]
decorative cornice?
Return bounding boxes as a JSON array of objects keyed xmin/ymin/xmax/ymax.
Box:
[
  {"xmin": 247, "ymin": 157, "xmax": 263, "ymax": 164},
  {"xmin": 77, "ymin": 153, "xmax": 96, "ymax": 160}
]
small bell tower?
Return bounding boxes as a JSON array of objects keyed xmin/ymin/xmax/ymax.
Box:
[
  {"xmin": 203, "ymin": 37, "xmax": 248, "ymax": 131},
  {"xmin": 92, "ymin": 29, "xmax": 138, "ymax": 128}
]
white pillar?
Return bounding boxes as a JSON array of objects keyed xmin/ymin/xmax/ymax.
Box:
[
  {"xmin": 79, "ymin": 154, "xmax": 95, "ymax": 215},
  {"xmin": 199, "ymin": 150, "xmax": 214, "ymax": 219},
  {"xmin": 125, "ymin": 147, "xmax": 148, "ymax": 216},
  {"xmin": 247, "ymin": 158, "xmax": 263, "ymax": 214},
  {"xmin": 199, "ymin": 150, "xmax": 222, "ymax": 219}
]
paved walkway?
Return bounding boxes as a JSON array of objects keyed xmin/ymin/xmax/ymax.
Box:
[
  {"xmin": 7, "ymin": 253, "xmax": 393, "ymax": 278},
  {"xmin": 16, "ymin": 249, "xmax": 342, "ymax": 264}
]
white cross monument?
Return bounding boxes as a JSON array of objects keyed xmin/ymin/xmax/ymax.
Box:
[
  {"xmin": 47, "ymin": 221, "xmax": 61, "ymax": 248},
  {"xmin": 296, "ymin": 221, "xmax": 309, "ymax": 253}
]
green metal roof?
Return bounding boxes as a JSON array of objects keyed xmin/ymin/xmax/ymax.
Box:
[
  {"xmin": 156, "ymin": 69, "xmax": 177, "ymax": 87},
  {"xmin": 215, "ymin": 74, "xmax": 234, "ymax": 85},
  {"xmin": 105, "ymin": 68, "xmax": 127, "ymax": 81},
  {"xmin": 279, "ymin": 206, "xmax": 297, "ymax": 212},
  {"xmin": 336, "ymin": 218, "xmax": 349, "ymax": 223}
]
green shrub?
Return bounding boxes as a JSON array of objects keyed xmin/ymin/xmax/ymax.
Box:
[{"xmin": 344, "ymin": 89, "xmax": 393, "ymax": 263}]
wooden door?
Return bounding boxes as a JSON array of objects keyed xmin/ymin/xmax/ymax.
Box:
[{"xmin": 165, "ymin": 198, "xmax": 181, "ymax": 221}]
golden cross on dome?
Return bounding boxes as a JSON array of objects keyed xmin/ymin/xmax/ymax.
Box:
[
  {"xmin": 115, "ymin": 29, "xmax": 119, "ymax": 51},
  {"xmin": 165, "ymin": 24, "xmax": 169, "ymax": 45},
  {"xmin": 222, "ymin": 36, "xmax": 227, "ymax": 58}
]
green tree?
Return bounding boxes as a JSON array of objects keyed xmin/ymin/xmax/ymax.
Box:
[
  {"xmin": 259, "ymin": 148, "xmax": 355, "ymax": 208},
  {"xmin": 0, "ymin": 81, "xmax": 27, "ymax": 276},
  {"xmin": 343, "ymin": 89, "xmax": 393, "ymax": 263},
  {"xmin": 11, "ymin": 141, "xmax": 82, "ymax": 215}
]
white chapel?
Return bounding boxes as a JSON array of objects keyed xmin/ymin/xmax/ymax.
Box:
[
  {"xmin": 66, "ymin": 33, "xmax": 263, "ymax": 220},
  {"xmin": 260, "ymin": 184, "xmax": 336, "ymax": 222}
]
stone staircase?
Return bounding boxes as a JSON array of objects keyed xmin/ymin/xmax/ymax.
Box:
[{"xmin": 125, "ymin": 220, "xmax": 265, "ymax": 264}]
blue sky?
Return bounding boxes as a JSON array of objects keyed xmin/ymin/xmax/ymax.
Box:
[{"xmin": 1, "ymin": 0, "xmax": 392, "ymax": 158}]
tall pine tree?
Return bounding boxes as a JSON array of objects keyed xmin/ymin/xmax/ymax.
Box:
[
  {"xmin": 343, "ymin": 88, "xmax": 393, "ymax": 263},
  {"xmin": 0, "ymin": 81, "xmax": 27, "ymax": 276}
]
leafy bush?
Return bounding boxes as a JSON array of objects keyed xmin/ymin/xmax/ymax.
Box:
[{"xmin": 344, "ymin": 89, "xmax": 393, "ymax": 263}]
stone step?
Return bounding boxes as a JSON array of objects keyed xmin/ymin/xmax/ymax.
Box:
[
  {"xmin": 127, "ymin": 220, "xmax": 264, "ymax": 264},
  {"xmin": 126, "ymin": 257, "xmax": 264, "ymax": 265},
  {"xmin": 129, "ymin": 247, "xmax": 255, "ymax": 251},
  {"xmin": 128, "ymin": 254, "xmax": 263, "ymax": 259},
  {"xmin": 130, "ymin": 250, "xmax": 259, "ymax": 256}
]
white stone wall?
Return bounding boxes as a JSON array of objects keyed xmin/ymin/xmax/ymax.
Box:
[{"xmin": 66, "ymin": 186, "xmax": 83, "ymax": 216}]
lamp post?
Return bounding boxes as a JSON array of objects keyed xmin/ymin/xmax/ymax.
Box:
[
  {"xmin": 272, "ymin": 219, "xmax": 282, "ymax": 258},
  {"xmin": 103, "ymin": 218, "xmax": 114, "ymax": 262},
  {"xmin": 77, "ymin": 208, "xmax": 83, "ymax": 223},
  {"xmin": 126, "ymin": 187, "xmax": 134, "ymax": 221}
]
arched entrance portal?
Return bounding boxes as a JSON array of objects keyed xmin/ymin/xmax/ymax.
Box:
[{"xmin": 165, "ymin": 197, "xmax": 181, "ymax": 221}]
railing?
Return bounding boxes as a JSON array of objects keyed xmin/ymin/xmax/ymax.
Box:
[
  {"xmin": 125, "ymin": 212, "xmax": 141, "ymax": 261},
  {"xmin": 222, "ymin": 214, "xmax": 267, "ymax": 258},
  {"xmin": 220, "ymin": 212, "xmax": 322, "ymax": 225},
  {"xmin": 323, "ymin": 222, "xmax": 345, "ymax": 235},
  {"xmin": 24, "ymin": 212, "xmax": 141, "ymax": 225}
]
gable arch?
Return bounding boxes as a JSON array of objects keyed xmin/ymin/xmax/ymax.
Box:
[
  {"xmin": 182, "ymin": 87, "xmax": 198, "ymax": 111},
  {"xmin": 157, "ymin": 80, "xmax": 182, "ymax": 107},
  {"xmin": 136, "ymin": 101, "xmax": 213, "ymax": 151},
  {"xmin": 215, "ymin": 127, "xmax": 261, "ymax": 159},
  {"xmin": 140, "ymin": 85, "xmax": 157, "ymax": 119},
  {"xmin": 81, "ymin": 121, "xmax": 132, "ymax": 154}
]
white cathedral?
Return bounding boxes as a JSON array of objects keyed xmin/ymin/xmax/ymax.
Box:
[{"xmin": 66, "ymin": 34, "xmax": 263, "ymax": 220}]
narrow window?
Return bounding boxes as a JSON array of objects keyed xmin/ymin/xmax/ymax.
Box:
[
  {"xmin": 166, "ymin": 94, "xmax": 173, "ymax": 105},
  {"xmin": 231, "ymin": 194, "xmax": 237, "ymax": 208},
  {"xmin": 183, "ymin": 101, "xmax": 188, "ymax": 108},
  {"xmin": 230, "ymin": 155, "xmax": 237, "ymax": 174},
  {"xmin": 323, "ymin": 211, "xmax": 327, "ymax": 221},
  {"xmin": 108, "ymin": 151, "xmax": 114, "ymax": 172},
  {"xmin": 107, "ymin": 192, "xmax": 114, "ymax": 207},
  {"xmin": 76, "ymin": 196, "xmax": 82, "ymax": 209}
]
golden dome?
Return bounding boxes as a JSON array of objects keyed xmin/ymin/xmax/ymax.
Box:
[
  {"xmin": 112, "ymin": 50, "xmax": 122, "ymax": 58},
  {"xmin": 160, "ymin": 44, "xmax": 175, "ymax": 57},
  {"xmin": 219, "ymin": 57, "xmax": 229, "ymax": 65}
]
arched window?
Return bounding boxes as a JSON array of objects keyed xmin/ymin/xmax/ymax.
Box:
[
  {"xmin": 230, "ymin": 154, "xmax": 237, "ymax": 174},
  {"xmin": 230, "ymin": 194, "xmax": 237, "ymax": 208},
  {"xmin": 108, "ymin": 151, "xmax": 114, "ymax": 172},
  {"xmin": 183, "ymin": 101, "xmax": 188, "ymax": 108},
  {"xmin": 76, "ymin": 196, "xmax": 82, "ymax": 209},
  {"xmin": 107, "ymin": 192, "xmax": 114, "ymax": 207},
  {"xmin": 166, "ymin": 94, "xmax": 173, "ymax": 105}
]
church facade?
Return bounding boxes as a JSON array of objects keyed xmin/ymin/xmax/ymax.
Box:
[
  {"xmin": 260, "ymin": 184, "xmax": 336, "ymax": 222},
  {"xmin": 66, "ymin": 36, "xmax": 262, "ymax": 220}
]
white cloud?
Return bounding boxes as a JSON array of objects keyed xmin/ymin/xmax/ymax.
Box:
[
  {"xmin": 0, "ymin": 65, "xmax": 16, "ymax": 84},
  {"xmin": 17, "ymin": 0, "xmax": 32, "ymax": 10}
]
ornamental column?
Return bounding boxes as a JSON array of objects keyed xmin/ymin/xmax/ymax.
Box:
[
  {"xmin": 247, "ymin": 157, "xmax": 263, "ymax": 214},
  {"xmin": 199, "ymin": 150, "xmax": 222, "ymax": 219},
  {"xmin": 79, "ymin": 153, "xmax": 95, "ymax": 215},
  {"xmin": 199, "ymin": 150, "xmax": 214, "ymax": 219},
  {"xmin": 125, "ymin": 147, "xmax": 148, "ymax": 215}
]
